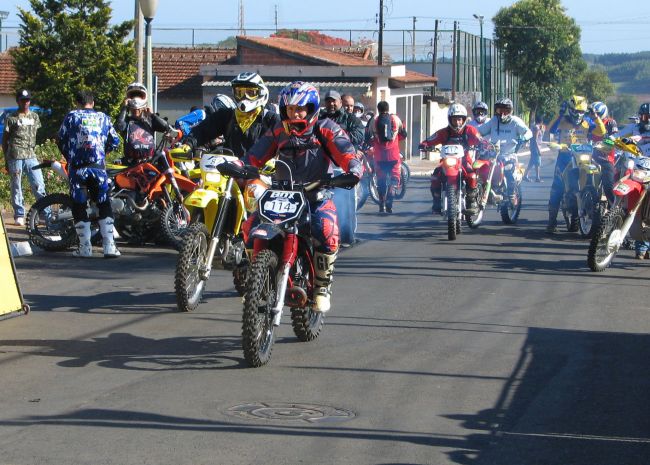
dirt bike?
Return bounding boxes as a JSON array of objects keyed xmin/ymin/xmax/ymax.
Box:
[
  {"xmin": 356, "ymin": 146, "xmax": 409, "ymax": 209},
  {"xmin": 471, "ymin": 141, "xmax": 524, "ymax": 228},
  {"xmin": 27, "ymin": 134, "xmax": 196, "ymax": 251},
  {"xmin": 235, "ymin": 160, "xmax": 358, "ymax": 367},
  {"xmin": 436, "ymin": 143, "xmax": 469, "ymax": 240},
  {"xmin": 174, "ymin": 148, "xmax": 273, "ymax": 312},
  {"xmin": 587, "ymin": 140, "xmax": 646, "ymax": 271}
]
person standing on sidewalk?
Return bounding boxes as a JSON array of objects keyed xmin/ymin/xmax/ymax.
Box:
[
  {"xmin": 2, "ymin": 89, "xmax": 47, "ymax": 226},
  {"xmin": 524, "ymin": 115, "xmax": 545, "ymax": 182}
]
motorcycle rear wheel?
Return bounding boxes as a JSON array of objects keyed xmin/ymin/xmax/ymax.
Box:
[
  {"xmin": 27, "ymin": 193, "xmax": 77, "ymax": 251},
  {"xmin": 242, "ymin": 249, "xmax": 278, "ymax": 367},
  {"xmin": 174, "ymin": 223, "xmax": 209, "ymax": 312},
  {"xmin": 587, "ymin": 207, "xmax": 624, "ymax": 272},
  {"xmin": 465, "ymin": 184, "xmax": 484, "ymax": 229},
  {"xmin": 290, "ymin": 255, "xmax": 324, "ymax": 342},
  {"xmin": 369, "ymin": 175, "xmax": 380, "ymax": 205},
  {"xmin": 447, "ymin": 184, "xmax": 459, "ymax": 241},
  {"xmin": 501, "ymin": 184, "xmax": 522, "ymax": 225}
]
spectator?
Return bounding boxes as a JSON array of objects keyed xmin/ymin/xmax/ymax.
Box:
[
  {"xmin": 1, "ymin": 89, "xmax": 47, "ymax": 226},
  {"xmin": 341, "ymin": 94, "xmax": 355, "ymax": 114},
  {"xmin": 524, "ymin": 116, "xmax": 545, "ymax": 182}
]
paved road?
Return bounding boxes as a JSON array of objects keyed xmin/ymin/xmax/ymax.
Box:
[{"xmin": 0, "ymin": 161, "xmax": 649, "ymax": 465}]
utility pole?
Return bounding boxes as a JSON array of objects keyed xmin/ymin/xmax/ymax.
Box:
[
  {"xmin": 412, "ymin": 16, "xmax": 416, "ymax": 63},
  {"xmin": 451, "ymin": 21, "xmax": 457, "ymax": 101},
  {"xmin": 238, "ymin": 0, "xmax": 246, "ymax": 36},
  {"xmin": 134, "ymin": 1, "xmax": 143, "ymax": 83},
  {"xmin": 378, "ymin": 0, "xmax": 384, "ymax": 66},
  {"xmin": 431, "ymin": 19, "xmax": 439, "ymax": 96},
  {"xmin": 473, "ymin": 14, "xmax": 485, "ymax": 100},
  {"xmin": 274, "ymin": 4, "xmax": 278, "ymax": 33}
]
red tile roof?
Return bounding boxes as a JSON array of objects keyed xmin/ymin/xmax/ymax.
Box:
[
  {"xmin": 0, "ymin": 51, "xmax": 18, "ymax": 94},
  {"xmin": 237, "ymin": 36, "xmax": 376, "ymax": 67},
  {"xmin": 153, "ymin": 47, "xmax": 237, "ymax": 98},
  {"xmin": 389, "ymin": 70, "xmax": 437, "ymax": 87}
]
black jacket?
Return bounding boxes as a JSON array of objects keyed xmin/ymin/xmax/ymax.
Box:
[
  {"xmin": 185, "ymin": 107, "xmax": 281, "ymax": 158},
  {"xmin": 319, "ymin": 109, "xmax": 365, "ymax": 150}
]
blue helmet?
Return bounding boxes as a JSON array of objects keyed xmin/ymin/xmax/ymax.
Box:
[
  {"xmin": 278, "ymin": 81, "xmax": 320, "ymax": 136},
  {"xmin": 591, "ymin": 101, "xmax": 608, "ymax": 119}
]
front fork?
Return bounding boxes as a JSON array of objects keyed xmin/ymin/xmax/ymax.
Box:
[
  {"xmin": 201, "ymin": 178, "xmax": 234, "ymax": 280},
  {"xmin": 271, "ymin": 232, "xmax": 298, "ymax": 326},
  {"xmin": 480, "ymin": 161, "xmax": 498, "ymax": 208},
  {"xmin": 611, "ymin": 189, "xmax": 648, "ymax": 248}
]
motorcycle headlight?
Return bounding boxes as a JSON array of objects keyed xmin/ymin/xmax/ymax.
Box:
[
  {"xmin": 444, "ymin": 157, "xmax": 458, "ymax": 167},
  {"xmin": 631, "ymin": 169, "xmax": 650, "ymax": 183},
  {"xmin": 205, "ymin": 172, "xmax": 221, "ymax": 183},
  {"xmin": 578, "ymin": 154, "xmax": 591, "ymax": 163}
]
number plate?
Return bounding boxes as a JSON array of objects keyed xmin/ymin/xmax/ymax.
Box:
[{"xmin": 259, "ymin": 190, "xmax": 306, "ymax": 224}]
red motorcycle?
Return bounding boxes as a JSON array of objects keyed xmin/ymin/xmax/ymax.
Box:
[{"xmin": 437, "ymin": 143, "xmax": 470, "ymax": 240}]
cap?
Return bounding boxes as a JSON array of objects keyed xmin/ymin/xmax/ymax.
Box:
[
  {"xmin": 16, "ymin": 89, "xmax": 32, "ymax": 101},
  {"xmin": 324, "ymin": 90, "xmax": 341, "ymax": 101}
]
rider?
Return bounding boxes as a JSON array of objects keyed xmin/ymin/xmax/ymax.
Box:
[
  {"xmin": 478, "ymin": 98, "xmax": 532, "ymax": 200},
  {"xmin": 115, "ymin": 82, "xmax": 179, "ymax": 166},
  {"xmin": 420, "ymin": 103, "xmax": 482, "ymax": 215},
  {"xmin": 174, "ymin": 94, "xmax": 236, "ymax": 143},
  {"xmin": 468, "ymin": 101, "xmax": 489, "ymax": 129},
  {"xmin": 57, "ymin": 89, "xmax": 120, "ymax": 258},
  {"xmin": 615, "ymin": 102, "xmax": 650, "ymax": 259},
  {"xmin": 366, "ymin": 100, "xmax": 407, "ymax": 213},
  {"xmin": 545, "ymin": 95, "xmax": 606, "ymax": 233},
  {"xmin": 183, "ymin": 72, "xmax": 280, "ymax": 158},
  {"xmin": 588, "ymin": 101, "xmax": 618, "ymax": 204},
  {"xmin": 243, "ymin": 81, "xmax": 363, "ymax": 313}
]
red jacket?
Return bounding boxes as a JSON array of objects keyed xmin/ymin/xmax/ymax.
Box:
[{"xmin": 421, "ymin": 125, "xmax": 482, "ymax": 166}]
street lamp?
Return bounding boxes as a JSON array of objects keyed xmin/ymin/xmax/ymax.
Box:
[
  {"xmin": 139, "ymin": 0, "xmax": 158, "ymax": 110},
  {"xmin": 0, "ymin": 11, "xmax": 9, "ymax": 53},
  {"xmin": 473, "ymin": 14, "xmax": 484, "ymax": 101}
]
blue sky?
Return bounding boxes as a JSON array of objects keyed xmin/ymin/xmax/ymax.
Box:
[{"xmin": 3, "ymin": 0, "xmax": 649, "ymax": 55}]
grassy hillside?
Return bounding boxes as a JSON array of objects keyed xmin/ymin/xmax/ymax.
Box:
[{"xmin": 584, "ymin": 52, "xmax": 650, "ymax": 97}]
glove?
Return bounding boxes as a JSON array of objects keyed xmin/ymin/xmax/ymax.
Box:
[
  {"xmin": 418, "ymin": 143, "xmax": 427, "ymax": 151},
  {"xmin": 559, "ymin": 101, "xmax": 568, "ymax": 115}
]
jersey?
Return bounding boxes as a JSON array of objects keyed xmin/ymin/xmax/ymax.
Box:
[
  {"xmin": 58, "ymin": 109, "xmax": 120, "ymax": 168},
  {"xmin": 478, "ymin": 115, "xmax": 532, "ymax": 159}
]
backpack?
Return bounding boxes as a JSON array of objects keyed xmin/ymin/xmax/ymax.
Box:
[{"xmin": 376, "ymin": 113, "xmax": 395, "ymax": 143}]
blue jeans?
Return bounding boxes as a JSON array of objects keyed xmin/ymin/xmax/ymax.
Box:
[
  {"xmin": 635, "ymin": 241, "xmax": 649, "ymax": 254},
  {"xmin": 8, "ymin": 157, "xmax": 46, "ymax": 219}
]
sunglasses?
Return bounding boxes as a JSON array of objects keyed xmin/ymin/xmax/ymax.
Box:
[{"xmin": 233, "ymin": 86, "xmax": 260, "ymax": 100}]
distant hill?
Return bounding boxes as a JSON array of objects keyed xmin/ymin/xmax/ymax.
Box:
[{"xmin": 584, "ymin": 52, "xmax": 650, "ymax": 98}]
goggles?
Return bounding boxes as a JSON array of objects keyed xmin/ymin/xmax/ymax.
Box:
[
  {"xmin": 496, "ymin": 107, "xmax": 512, "ymax": 115},
  {"xmin": 233, "ymin": 86, "xmax": 261, "ymax": 101}
]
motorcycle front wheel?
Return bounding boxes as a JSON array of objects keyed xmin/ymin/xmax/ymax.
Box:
[
  {"xmin": 446, "ymin": 184, "xmax": 459, "ymax": 240},
  {"xmin": 501, "ymin": 184, "xmax": 522, "ymax": 225},
  {"xmin": 242, "ymin": 249, "xmax": 278, "ymax": 367},
  {"xmin": 160, "ymin": 199, "xmax": 191, "ymax": 250},
  {"xmin": 27, "ymin": 193, "xmax": 78, "ymax": 251},
  {"xmin": 587, "ymin": 207, "xmax": 624, "ymax": 272},
  {"xmin": 290, "ymin": 254, "xmax": 324, "ymax": 342},
  {"xmin": 369, "ymin": 175, "xmax": 380, "ymax": 205},
  {"xmin": 174, "ymin": 223, "xmax": 209, "ymax": 312},
  {"xmin": 578, "ymin": 186, "xmax": 601, "ymax": 238},
  {"xmin": 394, "ymin": 163, "xmax": 410, "ymax": 200}
]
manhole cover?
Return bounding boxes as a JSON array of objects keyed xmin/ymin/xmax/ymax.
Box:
[{"xmin": 226, "ymin": 402, "xmax": 356, "ymax": 424}]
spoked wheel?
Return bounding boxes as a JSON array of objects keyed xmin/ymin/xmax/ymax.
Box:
[
  {"xmin": 27, "ymin": 193, "xmax": 77, "ymax": 251},
  {"xmin": 355, "ymin": 178, "xmax": 370, "ymax": 210},
  {"xmin": 578, "ymin": 187, "xmax": 601, "ymax": 238},
  {"xmin": 242, "ymin": 249, "xmax": 278, "ymax": 367},
  {"xmin": 161, "ymin": 200, "xmax": 191, "ymax": 250},
  {"xmin": 290, "ymin": 254, "xmax": 324, "ymax": 342},
  {"xmin": 465, "ymin": 184, "xmax": 484, "ymax": 229},
  {"xmin": 446, "ymin": 184, "xmax": 459, "ymax": 241},
  {"xmin": 174, "ymin": 223, "xmax": 209, "ymax": 312},
  {"xmin": 369, "ymin": 175, "xmax": 380, "ymax": 205},
  {"xmin": 587, "ymin": 207, "xmax": 625, "ymax": 272},
  {"xmin": 501, "ymin": 184, "xmax": 522, "ymax": 224},
  {"xmin": 394, "ymin": 163, "xmax": 410, "ymax": 200}
]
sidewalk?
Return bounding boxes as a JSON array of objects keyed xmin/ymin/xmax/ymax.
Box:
[{"xmin": 405, "ymin": 147, "xmax": 552, "ymax": 177}]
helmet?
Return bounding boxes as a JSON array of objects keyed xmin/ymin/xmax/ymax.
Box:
[
  {"xmin": 639, "ymin": 103, "xmax": 650, "ymax": 131},
  {"xmin": 126, "ymin": 82, "xmax": 148, "ymax": 101},
  {"xmin": 447, "ymin": 103, "xmax": 468, "ymax": 131},
  {"xmin": 211, "ymin": 94, "xmax": 236, "ymax": 112},
  {"xmin": 278, "ymin": 81, "xmax": 320, "ymax": 136},
  {"xmin": 567, "ymin": 95, "xmax": 588, "ymax": 124},
  {"xmin": 231, "ymin": 72, "xmax": 269, "ymax": 113},
  {"xmin": 353, "ymin": 102, "xmax": 365, "ymax": 114},
  {"xmin": 127, "ymin": 97, "xmax": 147, "ymax": 110},
  {"xmin": 472, "ymin": 101, "xmax": 489, "ymax": 124},
  {"xmin": 494, "ymin": 98, "xmax": 514, "ymax": 123},
  {"xmin": 591, "ymin": 101, "xmax": 608, "ymax": 119}
]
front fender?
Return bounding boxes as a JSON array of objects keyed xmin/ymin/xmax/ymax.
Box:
[
  {"xmin": 613, "ymin": 177, "xmax": 643, "ymax": 197},
  {"xmin": 250, "ymin": 223, "xmax": 283, "ymax": 241}
]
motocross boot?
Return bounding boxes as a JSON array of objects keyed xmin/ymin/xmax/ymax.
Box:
[
  {"xmin": 314, "ymin": 251, "xmax": 336, "ymax": 313},
  {"xmin": 99, "ymin": 217, "xmax": 121, "ymax": 258},
  {"xmin": 73, "ymin": 221, "xmax": 93, "ymax": 258},
  {"xmin": 465, "ymin": 188, "xmax": 478, "ymax": 214},
  {"xmin": 546, "ymin": 207, "xmax": 559, "ymax": 234}
]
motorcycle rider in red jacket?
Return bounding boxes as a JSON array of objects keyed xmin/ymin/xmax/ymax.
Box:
[{"xmin": 419, "ymin": 103, "xmax": 483, "ymax": 214}]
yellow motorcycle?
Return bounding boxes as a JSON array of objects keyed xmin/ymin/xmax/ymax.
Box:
[{"xmin": 174, "ymin": 148, "xmax": 272, "ymax": 312}]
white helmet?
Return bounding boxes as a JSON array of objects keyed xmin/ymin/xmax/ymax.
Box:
[
  {"xmin": 127, "ymin": 97, "xmax": 147, "ymax": 110},
  {"xmin": 231, "ymin": 72, "xmax": 269, "ymax": 113},
  {"xmin": 447, "ymin": 103, "xmax": 468, "ymax": 131},
  {"xmin": 211, "ymin": 94, "xmax": 236, "ymax": 112},
  {"xmin": 126, "ymin": 82, "xmax": 148, "ymax": 101}
]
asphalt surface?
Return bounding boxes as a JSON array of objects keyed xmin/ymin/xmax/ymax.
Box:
[{"xmin": 0, "ymin": 155, "xmax": 649, "ymax": 465}]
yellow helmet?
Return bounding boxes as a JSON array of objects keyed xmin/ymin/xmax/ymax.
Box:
[{"xmin": 568, "ymin": 95, "xmax": 587, "ymax": 124}]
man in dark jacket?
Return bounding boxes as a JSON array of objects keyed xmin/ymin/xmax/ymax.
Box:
[{"xmin": 183, "ymin": 72, "xmax": 280, "ymax": 158}]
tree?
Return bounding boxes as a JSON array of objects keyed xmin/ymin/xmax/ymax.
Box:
[
  {"xmin": 574, "ymin": 68, "xmax": 614, "ymax": 102},
  {"xmin": 493, "ymin": 0, "xmax": 584, "ymax": 125},
  {"xmin": 10, "ymin": 0, "xmax": 135, "ymax": 138},
  {"xmin": 272, "ymin": 29, "xmax": 349, "ymax": 47},
  {"xmin": 608, "ymin": 94, "xmax": 639, "ymax": 122}
]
